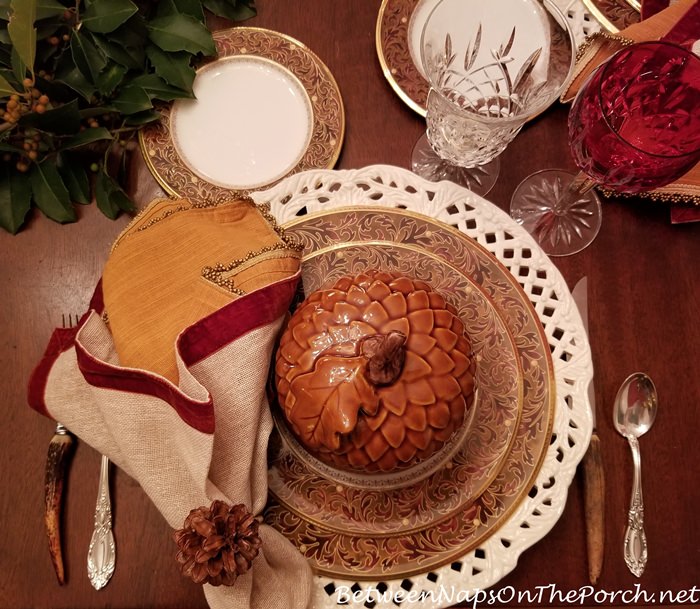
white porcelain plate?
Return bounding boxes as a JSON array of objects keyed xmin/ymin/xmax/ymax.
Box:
[{"xmin": 172, "ymin": 56, "xmax": 313, "ymax": 190}]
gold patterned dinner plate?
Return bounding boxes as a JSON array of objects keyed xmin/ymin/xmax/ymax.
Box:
[
  {"xmin": 582, "ymin": 0, "xmax": 640, "ymax": 32},
  {"xmin": 264, "ymin": 207, "xmax": 555, "ymax": 580},
  {"xmin": 140, "ymin": 27, "xmax": 344, "ymax": 203}
]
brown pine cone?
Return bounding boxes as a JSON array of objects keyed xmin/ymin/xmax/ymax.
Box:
[
  {"xmin": 275, "ymin": 271, "xmax": 476, "ymax": 473},
  {"xmin": 173, "ymin": 500, "xmax": 261, "ymax": 587}
]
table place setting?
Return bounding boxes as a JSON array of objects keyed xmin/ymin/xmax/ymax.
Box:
[{"xmin": 1, "ymin": 1, "xmax": 699, "ymax": 609}]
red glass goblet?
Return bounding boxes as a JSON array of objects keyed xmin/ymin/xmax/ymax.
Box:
[{"xmin": 510, "ymin": 41, "xmax": 700, "ymax": 256}]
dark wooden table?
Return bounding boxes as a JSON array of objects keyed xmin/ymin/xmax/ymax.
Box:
[{"xmin": 2, "ymin": 2, "xmax": 698, "ymax": 608}]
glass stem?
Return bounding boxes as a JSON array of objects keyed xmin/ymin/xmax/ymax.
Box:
[{"xmin": 553, "ymin": 172, "xmax": 596, "ymax": 214}]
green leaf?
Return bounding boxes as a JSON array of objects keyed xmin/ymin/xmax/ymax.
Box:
[
  {"xmin": 0, "ymin": 68, "xmax": 20, "ymax": 91},
  {"xmin": 70, "ymin": 29, "xmax": 106, "ymax": 83},
  {"xmin": 146, "ymin": 45, "xmax": 195, "ymax": 92},
  {"xmin": 112, "ymin": 84, "xmax": 152, "ymax": 114},
  {"xmin": 36, "ymin": 0, "xmax": 65, "ymax": 20},
  {"xmin": 7, "ymin": 0, "xmax": 37, "ymax": 77},
  {"xmin": 173, "ymin": 0, "xmax": 205, "ymax": 22},
  {"xmin": 20, "ymin": 98, "xmax": 81, "ymax": 135},
  {"xmin": 110, "ymin": 181, "xmax": 134, "ymax": 212},
  {"xmin": 96, "ymin": 61, "xmax": 127, "ymax": 95},
  {"xmin": 81, "ymin": 0, "xmax": 138, "ymax": 34},
  {"xmin": 155, "ymin": 0, "xmax": 178, "ymax": 18},
  {"xmin": 0, "ymin": 141, "xmax": 23, "ymax": 153},
  {"xmin": 90, "ymin": 31, "xmax": 144, "ymax": 70},
  {"xmin": 30, "ymin": 159, "xmax": 76, "ymax": 223},
  {"xmin": 57, "ymin": 153, "xmax": 90, "ymax": 204},
  {"xmin": 148, "ymin": 13, "xmax": 216, "ymax": 55},
  {"xmin": 78, "ymin": 105, "xmax": 114, "ymax": 118},
  {"xmin": 0, "ymin": 70, "xmax": 18, "ymax": 96},
  {"xmin": 202, "ymin": 0, "xmax": 256, "ymax": 21},
  {"xmin": 95, "ymin": 169, "xmax": 119, "ymax": 218},
  {"xmin": 129, "ymin": 73, "xmax": 194, "ymax": 101},
  {"xmin": 54, "ymin": 64, "xmax": 95, "ymax": 100},
  {"xmin": 123, "ymin": 108, "xmax": 160, "ymax": 126},
  {"xmin": 0, "ymin": 164, "xmax": 32, "ymax": 234},
  {"xmin": 11, "ymin": 45, "xmax": 26, "ymax": 84},
  {"xmin": 60, "ymin": 126, "xmax": 112, "ymax": 149},
  {"xmin": 0, "ymin": 0, "xmax": 9, "ymax": 20}
]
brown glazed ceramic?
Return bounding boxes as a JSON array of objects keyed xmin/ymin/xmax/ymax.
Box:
[{"xmin": 275, "ymin": 270, "xmax": 476, "ymax": 472}]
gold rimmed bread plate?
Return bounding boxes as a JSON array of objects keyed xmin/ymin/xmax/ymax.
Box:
[
  {"xmin": 140, "ymin": 27, "xmax": 344, "ymax": 204},
  {"xmin": 582, "ymin": 0, "xmax": 640, "ymax": 32},
  {"xmin": 264, "ymin": 207, "xmax": 555, "ymax": 580}
]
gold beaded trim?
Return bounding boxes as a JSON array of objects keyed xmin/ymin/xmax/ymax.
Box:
[
  {"xmin": 599, "ymin": 187, "xmax": 700, "ymax": 206},
  {"xmin": 574, "ymin": 31, "xmax": 634, "ymax": 63},
  {"xmin": 201, "ymin": 242, "xmax": 302, "ymax": 295},
  {"xmin": 110, "ymin": 196, "xmax": 303, "ymax": 252}
]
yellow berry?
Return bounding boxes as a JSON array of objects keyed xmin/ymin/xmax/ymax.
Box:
[
  {"xmin": 35, "ymin": 104, "xmax": 46, "ymax": 114},
  {"xmin": 48, "ymin": 36, "xmax": 60, "ymax": 46},
  {"xmin": 28, "ymin": 150, "xmax": 38, "ymax": 160},
  {"xmin": 16, "ymin": 161, "xmax": 29, "ymax": 172},
  {"xmin": 22, "ymin": 77, "xmax": 33, "ymax": 88},
  {"xmin": 38, "ymin": 95, "xmax": 49, "ymax": 105}
]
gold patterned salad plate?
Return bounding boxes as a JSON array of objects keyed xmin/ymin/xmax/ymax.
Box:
[
  {"xmin": 140, "ymin": 27, "xmax": 344, "ymax": 203},
  {"xmin": 264, "ymin": 207, "xmax": 555, "ymax": 580}
]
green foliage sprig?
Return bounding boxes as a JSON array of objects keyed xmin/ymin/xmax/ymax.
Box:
[{"xmin": 0, "ymin": 0, "xmax": 255, "ymax": 234}]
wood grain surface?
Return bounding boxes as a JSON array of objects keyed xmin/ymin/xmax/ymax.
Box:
[{"xmin": 1, "ymin": 1, "xmax": 698, "ymax": 608}]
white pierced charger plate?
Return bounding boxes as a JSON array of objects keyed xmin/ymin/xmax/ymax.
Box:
[
  {"xmin": 140, "ymin": 27, "xmax": 344, "ymax": 204},
  {"xmin": 253, "ymin": 165, "xmax": 593, "ymax": 609}
]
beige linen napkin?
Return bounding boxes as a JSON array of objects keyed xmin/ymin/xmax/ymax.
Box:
[{"xmin": 28, "ymin": 197, "xmax": 311, "ymax": 609}]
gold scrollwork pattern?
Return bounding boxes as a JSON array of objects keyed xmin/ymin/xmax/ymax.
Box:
[
  {"xmin": 582, "ymin": 0, "xmax": 640, "ymax": 33},
  {"xmin": 376, "ymin": 0, "xmax": 429, "ymax": 115}
]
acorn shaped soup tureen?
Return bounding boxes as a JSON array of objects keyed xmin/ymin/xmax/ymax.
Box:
[{"xmin": 275, "ymin": 271, "xmax": 477, "ymax": 474}]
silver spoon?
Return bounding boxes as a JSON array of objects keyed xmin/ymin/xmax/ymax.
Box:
[{"xmin": 612, "ymin": 372, "xmax": 658, "ymax": 578}]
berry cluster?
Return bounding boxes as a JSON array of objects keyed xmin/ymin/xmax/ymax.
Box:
[{"xmin": 1, "ymin": 79, "xmax": 55, "ymax": 172}]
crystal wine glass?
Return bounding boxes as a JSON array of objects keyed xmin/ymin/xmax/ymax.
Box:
[
  {"xmin": 411, "ymin": 0, "xmax": 575, "ymax": 195},
  {"xmin": 510, "ymin": 41, "xmax": 700, "ymax": 256}
]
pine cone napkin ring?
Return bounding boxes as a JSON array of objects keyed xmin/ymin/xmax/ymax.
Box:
[{"xmin": 174, "ymin": 500, "xmax": 262, "ymax": 587}]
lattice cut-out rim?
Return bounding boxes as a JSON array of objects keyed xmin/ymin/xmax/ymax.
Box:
[{"xmin": 254, "ymin": 164, "xmax": 593, "ymax": 609}]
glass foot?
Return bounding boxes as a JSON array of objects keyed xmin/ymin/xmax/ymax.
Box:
[
  {"xmin": 411, "ymin": 133, "xmax": 499, "ymax": 196},
  {"xmin": 510, "ymin": 169, "xmax": 602, "ymax": 257}
]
